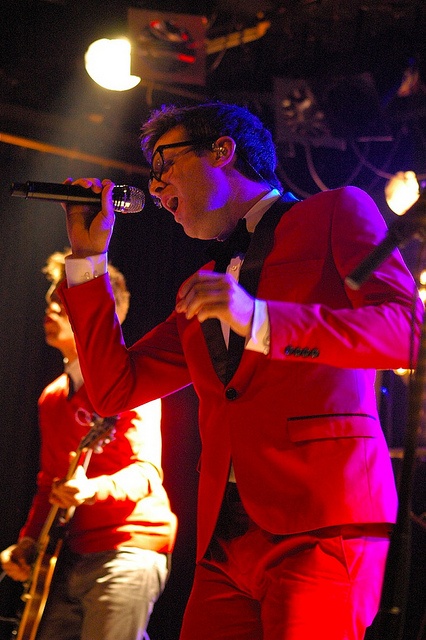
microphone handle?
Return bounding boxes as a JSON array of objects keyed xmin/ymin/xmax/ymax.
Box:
[
  {"xmin": 345, "ymin": 201, "xmax": 426, "ymax": 290},
  {"xmin": 345, "ymin": 233, "xmax": 399, "ymax": 290}
]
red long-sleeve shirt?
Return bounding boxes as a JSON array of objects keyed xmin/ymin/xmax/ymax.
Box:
[{"xmin": 20, "ymin": 374, "xmax": 177, "ymax": 554}]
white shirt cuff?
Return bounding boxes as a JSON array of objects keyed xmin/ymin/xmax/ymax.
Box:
[
  {"xmin": 246, "ymin": 299, "xmax": 270, "ymax": 355},
  {"xmin": 65, "ymin": 254, "xmax": 108, "ymax": 286}
]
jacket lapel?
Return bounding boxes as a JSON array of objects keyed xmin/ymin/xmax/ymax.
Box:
[{"xmin": 201, "ymin": 197, "xmax": 296, "ymax": 385}]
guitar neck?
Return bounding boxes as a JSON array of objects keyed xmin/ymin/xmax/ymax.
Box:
[
  {"xmin": 14, "ymin": 415, "xmax": 117, "ymax": 640},
  {"xmin": 37, "ymin": 447, "xmax": 93, "ymax": 547}
]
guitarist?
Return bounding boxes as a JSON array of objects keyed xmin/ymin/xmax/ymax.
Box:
[{"xmin": 0, "ymin": 250, "xmax": 177, "ymax": 640}]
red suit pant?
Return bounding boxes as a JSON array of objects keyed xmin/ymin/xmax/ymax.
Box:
[{"xmin": 180, "ymin": 485, "xmax": 390, "ymax": 640}]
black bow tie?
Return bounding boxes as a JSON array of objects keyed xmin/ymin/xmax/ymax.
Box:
[{"xmin": 207, "ymin": 218, "xmax": 252, "ymax": 272}]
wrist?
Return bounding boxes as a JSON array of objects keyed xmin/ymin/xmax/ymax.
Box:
[
  {"xmin": 82, "ymin": 478, "xmax": 99, "ymax": 505},
  {"xmin": 69, "ymin": 251, "xmax": 107, "ymax": 260},
  {"xmin": 64, "ymin": 253, "xmax": 108, "ymax": 286}
]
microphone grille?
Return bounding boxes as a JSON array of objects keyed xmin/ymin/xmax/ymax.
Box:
[{"xmin": 112, "ymin": 185, "xmax": 145, "ymax": 213}]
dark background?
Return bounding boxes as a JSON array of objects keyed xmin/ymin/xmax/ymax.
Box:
[{"xmin": 0, "ymin": 1, "xmax": 425, "ymax": 639}]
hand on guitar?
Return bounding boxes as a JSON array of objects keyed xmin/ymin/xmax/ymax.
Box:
[
  {"xmin": 0, "ymin": 537, "xmax": 37, "ymax": 582},
  {"xmin": 49, "ymin": 453, "xmax": 98, "ymax": 508}
]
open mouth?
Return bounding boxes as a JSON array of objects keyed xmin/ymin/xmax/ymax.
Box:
[{"xmin": 166, "ymin": 196, "xmax": 179, "ymax": 213}]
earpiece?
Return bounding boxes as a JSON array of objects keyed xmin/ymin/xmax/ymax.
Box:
[{"xmin": 213, "ymin": 145, "xmax": 226, "ymax": 158}]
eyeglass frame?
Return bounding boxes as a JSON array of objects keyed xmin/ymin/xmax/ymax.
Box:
[
  {"xmin": 148, "ymin": 138, "xmax": 216, "ymax": 209},
  {"xmin": 148, "ymin": 140, "xmax": 216, "ymax": 207},
  {"xmin": 147, "ymin": 137, "xmax": 274, "ymax": 208}
]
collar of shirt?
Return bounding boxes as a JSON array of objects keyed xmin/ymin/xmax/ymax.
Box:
[
  {"xmin": 65, "ymin": 358, "xmax": 84, "ymax": 392},
  {"xmin": 243, "ymin": 189, "xmax": 282, "ymax": 233},
  {"xmin": 222, "ymin": 189, "xmax": 281, "ymax": 345}
]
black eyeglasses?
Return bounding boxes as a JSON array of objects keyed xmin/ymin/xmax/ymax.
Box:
[
  {"xmin": 148, "ymin": 139, "xmax": 214, "ymax": 208},
  {"xmin": 149, "ymin": 140, "xmax": 214, "ymax": 183}
]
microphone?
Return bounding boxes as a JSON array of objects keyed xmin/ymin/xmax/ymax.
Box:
[
  {"xmin": 345, "ymin": 193, "xmax": 426, "ymax": 290},
  {"xmin": 10, "ymin": 181, "xmax": 145, "ymax": 213}
]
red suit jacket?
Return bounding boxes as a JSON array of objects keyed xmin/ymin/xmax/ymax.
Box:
[{"xmin": 60, "ymin": 186, "xmax": 423, "ymax": 562}]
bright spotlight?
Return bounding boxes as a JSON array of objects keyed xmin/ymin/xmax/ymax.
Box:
[
  {"xmin": 85, "ymin": 38, "xmax": 141, "ymax": 91},
  {"xmin": 384, "ymin": 171, "xmax": 420, "ymax": 215}
]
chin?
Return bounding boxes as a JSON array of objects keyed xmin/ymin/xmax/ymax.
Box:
[
  {"xmin": 179, "ymin": 221, "xmax": 197, "ymax": 238},
  {"xmin": 186, "ymin": 223, "xmax": 214, "ymax": 240},
  {"xmin": 45, "ymin": 336, "xmax": 58, "ymax": 348}
]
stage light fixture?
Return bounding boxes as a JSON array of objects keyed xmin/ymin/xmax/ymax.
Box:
[
  {"xmin": 384, "ymin": 171, "xmax": 420, "ymax": 215},
  {"xmin": 274, "ymin": 73, "xmax": 391, "ymax": 150},
  {"xmin": 128, "ymin": 8, "xmax": 207, "ymax": 86},
  {"xmin": 273, "ymin": 77, "xmax": 346, "ymax": 150},
  {"xmin": 84, "ymin": 38, "xmax": 141, "ymax": 91}
]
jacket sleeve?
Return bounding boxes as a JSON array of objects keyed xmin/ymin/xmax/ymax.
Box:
[
  {"xmin": 266, "ymin": 186, "xmax": 423, "ymax": 370},
  {"xmin": 59, "ymin": 278, "xmax": 191, "ymax": 417}
]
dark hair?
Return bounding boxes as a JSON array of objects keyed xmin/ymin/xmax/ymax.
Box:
[{"xmin": 140, "ymin": 101, "xmax": 282, "ymax": 192}]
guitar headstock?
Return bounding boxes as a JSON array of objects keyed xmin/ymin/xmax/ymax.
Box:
[{"xmin": 75, "ymin": 410, "xmax": 118, "ymax": 454}]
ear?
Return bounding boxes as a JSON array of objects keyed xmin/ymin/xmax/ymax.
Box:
[{"xmin": 211, "ymin": 136, "xmax": 236, "ymax": 167}]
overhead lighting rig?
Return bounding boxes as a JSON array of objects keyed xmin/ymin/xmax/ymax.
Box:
[{"xmin": 84, "ymin": 9, "xmax": 271, "ymax": 92}]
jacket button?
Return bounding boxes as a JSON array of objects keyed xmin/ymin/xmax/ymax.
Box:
[
  {"xmin": 225, "ymin": 387, "xmax": 238, "ymax": 400},
  {"xmin": 284, "ymin": 345, "xmax": 294, "ymax": 355},
  {"xmin": 310, "ymin": 348, "xmax": 320, "ymax": 358}
]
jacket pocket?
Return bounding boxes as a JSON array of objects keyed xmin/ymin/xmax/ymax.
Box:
[{"xmin": 287, "ymin": 413, "xmax": 378, "ymax": 443}]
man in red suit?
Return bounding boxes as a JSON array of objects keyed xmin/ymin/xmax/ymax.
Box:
[{"xmin": 58, "ymin": 102, "xmax": 422, "ymax": 640}]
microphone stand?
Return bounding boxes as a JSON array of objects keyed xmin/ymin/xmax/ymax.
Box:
[{"xmin": 367, "ymin": 196, "xmax": 426, "ymax": 640}]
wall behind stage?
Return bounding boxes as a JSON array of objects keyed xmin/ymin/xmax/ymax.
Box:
[{"xmin": 0, "ymin": 139, "xmax": 207, "ymax": 640}]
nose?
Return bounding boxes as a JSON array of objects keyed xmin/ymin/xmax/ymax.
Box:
[
  {"xmin": 148, "ymin": 179, "xmax": 164, "ymax": 208},
  {"xmin": 45, "ymin": 282, "xmax": 63, "ymax": 305},
  {"xmin": 149, "ymin": 173, "xmax": 166, "ymax": 190},
  {"xmin": 45, "ymin": 300, "xmax": 62, "ymax": 315}
]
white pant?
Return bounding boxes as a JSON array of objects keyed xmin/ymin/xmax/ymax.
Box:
[{"xmin": 36, "ymin": 546, "xmax": 169, "ymax": 640}]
